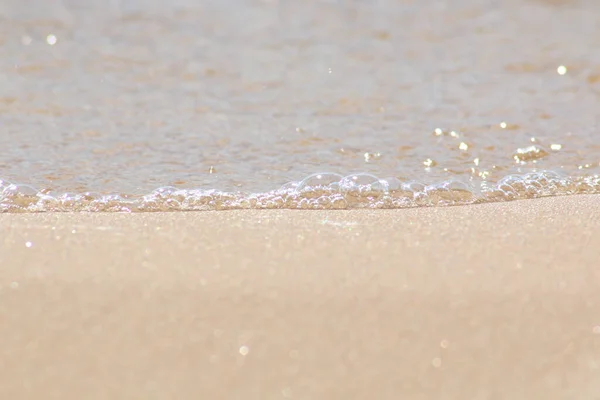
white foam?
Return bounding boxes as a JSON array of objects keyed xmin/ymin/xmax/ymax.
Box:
[{"xmin": 1, "ymin": 171, "xmax": 598, "ymax": 212}]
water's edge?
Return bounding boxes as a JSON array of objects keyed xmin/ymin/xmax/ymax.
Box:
[{"xmin": 2, "ymin": 171, "xmax": 599, "ymax": 212}]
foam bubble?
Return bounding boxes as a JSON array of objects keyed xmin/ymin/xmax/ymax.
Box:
[
  {"xmin": 0, "ymin": 171, "xmax": 598, "ymax": 212},
  {"xmin": 296, "ymin": 173, "xmax": 344, "ymax": 191}
]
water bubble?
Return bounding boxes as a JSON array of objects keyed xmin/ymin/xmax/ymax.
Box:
[
  {"xmin": 339, "ymin": 173, "xmax": 381, "ymax": 191},
  {"xmin": 442, "ymin": 180, "xmax": 471, "ymax": 192},
  {"xmin": 497, "ymin": 175, "xmax": 523, "ymax": 199},
  {"xmin": 338, "ymin": 174, "xmax": 388, "ymax": 207},
  {"xmin": 427, "ymin": 181, "xmax": 477, "ymax": 205},
  {"xmin": 279, "ymin": 181, "xmax": 300, "ymax": 191},
  {"xmin": 3, "ymin": 183, "xmax": 38, "ymax": 197},
  {"xmin": 382, "ymin": 177, "xmax": 403, "ymax": 191},
  {"xmin": 296, "ymin": 173, "xmax": 343, "ymax": 191},
  {"xmin": 0, "ymin": 184, "xmax": 41, "ymax": 210},
  {"xmin": 164, "ymin": 198, "xmax": 181, "ymax": 209},
  {"xmin": 330, "ymin": 195, "xmax": 348, "ymax": 209},
  {"xmin": 0, "ymin": 170, "xmax": 598, "ymax": 212},
  {"xmin": 402, "ymin": 181, "xmax": 426, "ymax": 193}
]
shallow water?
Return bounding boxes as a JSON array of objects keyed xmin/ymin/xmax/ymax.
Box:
[{"xmin": 1, "ymin": 0, "xmax": 599, "ymax": 211}]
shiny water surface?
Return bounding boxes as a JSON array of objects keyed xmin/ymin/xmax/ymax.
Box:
[{"xmin": 1, "ymin": 0, "xmax": 599, "ymax": 211}]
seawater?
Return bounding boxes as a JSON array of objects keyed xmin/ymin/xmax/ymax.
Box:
[{"xmin": 1, "ymin": 0, "xmax": 599, "ymax": 212}]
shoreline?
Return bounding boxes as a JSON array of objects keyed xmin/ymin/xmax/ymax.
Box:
[
  {"xmin": 2, "ymin": 170, "xmax": 600, "ymax": 213},
  {"xmin": 2, "ymin": 195, "xmax": 600, "ymax": 399}
]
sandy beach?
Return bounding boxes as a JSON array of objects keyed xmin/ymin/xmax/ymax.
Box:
[
  {"xmin": 2, "ymin": 0, "xmax": 600, "ymax": 398},
  {"xmin": 2, "ymin": 195, "xmax": 600, "ymax": 399}
]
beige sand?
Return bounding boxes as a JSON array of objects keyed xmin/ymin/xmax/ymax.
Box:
[{"xmin": 1, "ymin": 195, "xmax": 600, "ymax": 399}]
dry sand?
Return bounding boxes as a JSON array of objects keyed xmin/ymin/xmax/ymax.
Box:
[{"xmin": 1, "ymin": 195, "xmax": 600, "ymax": 399}]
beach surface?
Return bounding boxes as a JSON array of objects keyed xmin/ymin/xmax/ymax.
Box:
[{"xmin": 2, "ymin": 195, "xmax": 600, "ymax": 399}]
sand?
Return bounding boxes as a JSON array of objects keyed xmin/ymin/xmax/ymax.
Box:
[{"xmin": 1, "ymin": 195, "xmax": 600, "ymax": 399}]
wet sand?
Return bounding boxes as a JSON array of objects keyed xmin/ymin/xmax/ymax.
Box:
[{"xmin": 2, "ymin": 196, "xmax": 600, "ymax": 399}]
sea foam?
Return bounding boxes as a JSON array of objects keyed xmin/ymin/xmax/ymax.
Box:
[{"xmin": 1, "ymin": 171, "xmax": 599, "ymax": 212}]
